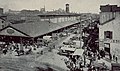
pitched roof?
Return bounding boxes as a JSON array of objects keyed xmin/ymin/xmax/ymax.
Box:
[
  {"xmin": 0, "ymin": 20, "xmax": 78, "ymax": 37},
  {"xmin": 0, "ymin": 26, "xmax": 30, "ymax": 37},
  {"xmin": 11, "ymin": 21, "xmax": 61, "ymax": 37},
  {"xmin": 58, "ymin": 20, "xmax": 78, "ymax": 27}
]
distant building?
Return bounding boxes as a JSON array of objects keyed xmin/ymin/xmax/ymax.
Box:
[
  {"xmin": 0, "ymin": 16, "xmax": 11, "ymax": 29},
  {"xmin": 8, "ymin": 9, "xmax": 20, "ymax": 14},
  {"xmin": 5, "ymin": 9, "xmax": 41, "ymax": 23},
  {"xmin": 66, "ymin": 4, "xmax": 69, "ymax": 13},
  {"xmin": 99, "ymin": 4, "xmax": 120, "ymax": 59},
  {"xmin": 20, "ymin": 9, "xmax": 40, "ymax": 15},
  {"xmin": 0, "ymin": 8, "xmax": 3, "ymax": 16},
  {"xmin": 0, "ymin": 17, "xmax": 5, "ymax": 29},
  {"xmin": 40, "ymin": 8, "xmax": 45, "ymax": 13}
]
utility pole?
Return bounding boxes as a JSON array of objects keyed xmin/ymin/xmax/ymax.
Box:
[
  {"xmin": 79, "ymin": 17, "xmax": 86, "ymax": 67},
  {"xmin": 79, "ymin": 17, "xmax": 82, "ymax": 49}
]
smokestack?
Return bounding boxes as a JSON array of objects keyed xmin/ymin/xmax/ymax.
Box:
[{"xmin": 66, "ymin": 4, "xmax": 69, "ymax": 13}]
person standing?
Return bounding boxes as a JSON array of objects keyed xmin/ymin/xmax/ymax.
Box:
[
  {"xmin": 3, "ymin": 48, "xmax": 7, "ymax": 55},
  {"xmin": 70, "ymin": 60, "xmax": 74, "ymax": 71},
  {"xmin": 97, "ymin": 54, "xmax": 100, "ymax": 60},
  {"xmin": 113, "ymin": 54, "xmax": 115, "ymax": 61},
  {"xmin": 89, "ymin": 58, "xmax": 92, "ymax": 65},
  {"xmin": 109, "ymin": 53, "xmax": 112, "ymax": 61},
  {"xmin": 116, "ymin": 56, "xmax": 118, "ymax": 63}
]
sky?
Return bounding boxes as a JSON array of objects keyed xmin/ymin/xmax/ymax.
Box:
[{"xmin": 0, "ymin": 0, "xmax": 120, "ymax": 13}]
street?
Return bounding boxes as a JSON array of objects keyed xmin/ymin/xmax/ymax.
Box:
[
  {"xmin": 0, "ymin": 2, "xmax": 120, "ymax": 71},
  {"xmin": 0, "ymin": 32, "xmax": 79, "ymax": 71}
]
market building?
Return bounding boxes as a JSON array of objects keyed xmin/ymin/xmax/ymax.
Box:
[
  {"xmin": 0, "ymin": 17, "xmax": 80, "ymax": 44},
  {"xmin": 99, "ymin": 4, "xmax": 120, "ymax": 60}
]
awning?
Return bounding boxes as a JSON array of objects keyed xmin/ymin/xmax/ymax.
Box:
[
  {"xmin": 61, "ymin": 47, "xmax": 76, "ymax": 52},
  {"xmin": 73, "ymin": 49, "xmax": 84, "ymax": 56},
  {"xmin": 93, "ymin": 63, "xmax": 105, "ymax": 68},
  {"xmin": 43, "ymin": 36, "xmax": 52, "ymax": 40}
]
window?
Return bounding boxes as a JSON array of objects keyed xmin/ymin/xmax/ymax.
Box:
[
  {"xmin": 104, "ymin": 31, "xmax": 112, "ymax": 39},
  {"xmin": 104, "ymin": 43, "xmax": 110, "ymax": 53}
]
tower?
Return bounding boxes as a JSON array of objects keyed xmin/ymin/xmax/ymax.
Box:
[{"xmin": 66, "ymin": 4, "xmax": 69, "ymax": 13}]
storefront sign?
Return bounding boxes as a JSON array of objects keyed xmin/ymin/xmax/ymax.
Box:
[{"xmin": 99, "ymin": 39, "xmax": 120, "ymax": 43}]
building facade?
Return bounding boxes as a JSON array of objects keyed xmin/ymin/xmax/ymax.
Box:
[{"xmin": 99, "ymin": 5, "xmax": 120, "ymax": 60}]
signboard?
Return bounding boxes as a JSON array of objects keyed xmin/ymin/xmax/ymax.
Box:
[{"xmin": 99, "ymin": 39, "xmax": 120, "ymax": 43}]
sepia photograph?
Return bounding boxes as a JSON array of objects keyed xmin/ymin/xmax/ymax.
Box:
[{"xmin": 0, "ymin": 0, "xmax": 120, "ymax": 71}]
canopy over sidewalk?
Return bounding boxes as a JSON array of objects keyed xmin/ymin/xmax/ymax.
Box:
[
  {"xmin": 72, "ymin": 49, "xmax": 84, "ymax": 56},
  {"xmin": 61, "ymin": 47, "xmax": 76, "ymax": 52}
]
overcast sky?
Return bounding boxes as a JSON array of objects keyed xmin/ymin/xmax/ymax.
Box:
[{"xmin": 0, "ymin": 0, "xmax": 120, "ymax": 13}]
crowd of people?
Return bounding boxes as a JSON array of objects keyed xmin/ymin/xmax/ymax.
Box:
[
  {"xmin": 84, "ymin": 49, "xmax": 109, "ymax": 71},
  {"xmin": 64, "ymin": 55, "xmax": 84, "ymax": 71},
  {"xmin": 62, "ymin": 48, "xmax": 111, "ymax": 71},
  {"xmin": 0, "ymin": 42, "xmax": 36, "ymax": 56}
]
